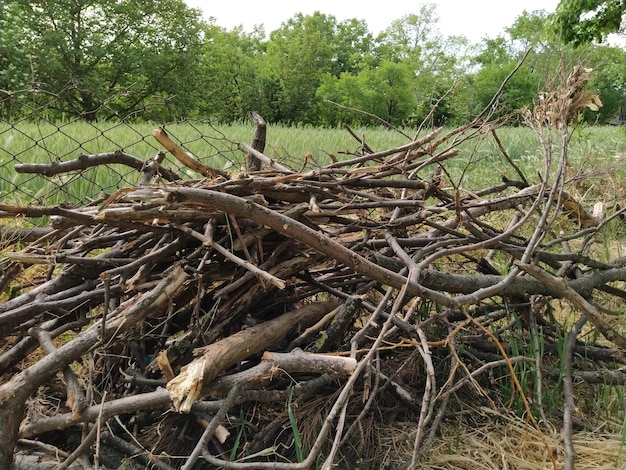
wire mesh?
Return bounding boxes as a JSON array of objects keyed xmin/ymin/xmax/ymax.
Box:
[{"xmin": 0, "ymin": 83, "xmax": 245, "ymax": 205}]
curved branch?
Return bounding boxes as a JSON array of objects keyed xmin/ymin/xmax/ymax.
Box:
[{"xmin": 14, "ymin": 150, "xmax": 180, "ymax": 182}]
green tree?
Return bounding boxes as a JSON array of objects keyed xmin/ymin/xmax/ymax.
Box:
[
  {"xmin": 0, "ymin": 3, "xmax": 33, "ymax": 118},
  {"xmin": 473, "ymin": 37, "xmax": 516, "ymax": 68},
  {"xmin": 195, "ymin": 24, "xmax": 265, "ymax": 122},
  {"xmin": 375, "ymin": 5, "xmax": 440, "ymax": 63},
  {"xmin": 460, "ymin": 34, "xmax": 538, "ymax": 121},
  {"xmin": 370, "ymin": 61, "xmax": 418, "ymax": 125},
  {"xmin": 0, "ymin": 0, "xmax": 204, "ymax": 121},
  {"xmin": 0, "ymin": 3, "xmax": 31, "ymax": 92},
  {"xmin": 263, "ymin": 12, "xmax": 337, "ymax": 123},
  {"xmin": 318, "ymin": 6, "xmax": 469, "ymax": 127},
  {"xmin": 508, "ymin": 9, "xmax": 625, "ymax": 124},
  {"xmin": 317, "ymin": 61, "xmax": 414, "ymax": 126},
  {"xmin": 552, "ymin": 0, "xmax": 626, "ymax": 46},
  {"xmin": 507, "ymin": 9, "xmax": 554, "ymax": 53},
  {"xmin": 316, "ymin": 72, "xmax": 367, "ymax": 126},
  {"xmin": 332, "ymin": 19, "xmax": 375, "ymax": 76},
  {"xmin": 378, "ymin": 8, "xmax": 465, "ymax": 126},
  {"xmin": 505, "ymin": 10, "xmax": 564, "ymax": 90},
  {"xmin": 469, "ymin": 60, "xmax": 537, "ymax": 120}
]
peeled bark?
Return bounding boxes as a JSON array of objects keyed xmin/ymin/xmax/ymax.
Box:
[{"xmin": 167, "ymin": 299, "xmax": 339, "ymax": 412}]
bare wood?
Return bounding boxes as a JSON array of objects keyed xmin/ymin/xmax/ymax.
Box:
[
  {"xmin": 14, "ymin": 150, "xmax": 178, "ymax": 182},
  {"xmin": 164, "ymin": 186, "xmax": 457, "ymax": 306},
  {"xmin": 167, "ymin": 299, "xmax": 340, "ymax": 412},
  {"xmin": 0, "ymin": 267, "xmax": 189, "ymax": 468},
  {"xmin": 94, "ymin": 207, "xmax": 221, "ymax": 222},
  {"xmin": 230, "ymin": 203, "xmax": 308, "ymax": 252},
  {"xmin": 0, "ymin": 225, "xmax": 53, "ymax": 242},
  {"xmin": 517, "ymin": 262, "xmax": 626, "ymax": 349},
  {"xmin": 157, "ymin": 351, "xmax": 175, "ymax": 382},
  {"xmin": 0, "ymin": 319, "xmax": 89, "ymax": 377},
  {"xmin": 0, "ymin": 280, "xmax": 105, "ymax": 336},
  {"xmin": 247, "ymin": 111, "xmax": 266, "ymax": 172},
  {"xmin": 4, "ymin": 252, "xmax": 132, "ymax": 266},
  {"xmin": 20, "ymin": 348, "xmax": 353, "ymax": 438},
  {"xmin": 261, "ymin": 351, "xmax": 357, "ymax": 375},
  {"xmin": 172, "ymin": 221, "xmax": 286, "ymax": 289},
  {"xmin": 563, "ymin": 315, "xmax": 587, "ymax": 470},
  {"xmin": 151, "ymin": 126, "xmax": 229, "ymax": 179},
  {"xmin": 139, "ymin": 151, "xmax": 181, "ymax": 184},
  {"xmin": 27, "ymin": 328, "xmax": 87, "ymax": 415},
  {"xmin": 559, "ymin": 190, "xmax": 599, "ymax": 228},
  {"xmin": 19, "ymin": 389, "xmax": 172, "ymax": 439},
  {"xmin": 164, "ymin": 187, "xmax": 626, "ymax": 305},
  {"xmin": 238, "ymin": 143, "xmax": 294, "ymax": 173},
  {"xmin": 0, "ymin": 204, "xmax": 95, "ymax": 221}
]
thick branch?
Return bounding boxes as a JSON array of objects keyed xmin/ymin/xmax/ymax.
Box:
[
  {"xmin": 247, "ymin": 111, "xmax": 266, "ymax": 172},
  {"xmin": 167, "ymin": 299, "xmax": 340, "ymax": 412},
  {"xmin": 0, "ymin": 267, "xmax": 189, "ymax": 469},
  {"xmin": 517, "ymin": 262, "xmax": 626, "ymax": 349},
  {"xmin": 20, "ymin": 351, "xmax": 354, "ymax": 438}
]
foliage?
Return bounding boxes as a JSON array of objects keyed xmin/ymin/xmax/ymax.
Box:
[
  {"xmin": 0, "ymin": 0, "xmax": 204, "ymax": 121},
  {"xmin": 1, "ymin": 2, "xmax": 624, "ymax": 126},
  {"xmin": 317, "ymin": 61, "xmax": 415, "ymax": 126},
  {"xmin": 194, "ymin": 24, "xmax": 265, "ymax": 122},
  {"xmin": 0, "ymin": 3, "xmax": 32, "ymax": 93},
  {"xmin": 332, "ymin": 18, "xmax": 375, "ymax": 76},
  {"xmin": 374, "ymin": 6, "xmax": 440, "ymax": 62},
  {"xmin": 581, "ymin": 45, "xmax": 626, "ymax": 122},
  {"xmin": 552, "ymin": 0, "xmax": 626, "ymax": 46},
  {"xmin": 263, "ymin": 12, "xmax": 337, "ymax": 124}
]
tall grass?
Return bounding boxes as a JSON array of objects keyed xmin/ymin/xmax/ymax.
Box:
[{"xmin": 1, "ymin": 120, "xmax": 626, "ymax": 205}]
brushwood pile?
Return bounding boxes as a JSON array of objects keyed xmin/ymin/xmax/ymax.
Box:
[{"xmin": 1, "ymin": 68, "xmax": 625, "ymax": 469}]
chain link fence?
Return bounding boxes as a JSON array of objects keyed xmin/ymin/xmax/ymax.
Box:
[{"xmin": 0, "ymin": 84, "xmax": 246, "ymax": 206}]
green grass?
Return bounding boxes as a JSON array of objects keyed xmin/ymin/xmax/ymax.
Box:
[
  {"xmin": 0, "ymin": 120, "xmax": 410, "ymax": 204},
  {"xmin": 2, "ymin": 119, "xmax": 626, "ymax": 206},
  {"xmin": 287, "ymin": 387, "xmax": 304, "ymax": 462}
]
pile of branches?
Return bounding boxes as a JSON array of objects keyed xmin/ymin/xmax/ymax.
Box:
[{"xmin": 1, "ymin": 67, "xmax": 625, "ymax": 470}]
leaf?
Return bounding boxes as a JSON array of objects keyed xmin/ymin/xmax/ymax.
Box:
[{"xmin": 288, "ymin": 387, "xmax": 304, "ymax": 463}]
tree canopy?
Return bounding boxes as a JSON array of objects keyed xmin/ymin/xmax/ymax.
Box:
[
  {"xmin": 1, "ymin": 0, "xmax": 624, "ymax": 125},
  {"xmin": 552, "ymin": 0, "xmax": 626, "ymax": 46},
  {"xmin": 0, "ymin": 0, "xmax": 203, "ymax": 121}
]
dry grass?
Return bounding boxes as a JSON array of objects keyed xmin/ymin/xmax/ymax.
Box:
[{"xmin": 371, "ymin": 406, "xmax": 625, "ymax": 470}]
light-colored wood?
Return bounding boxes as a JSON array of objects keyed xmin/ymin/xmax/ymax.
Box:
[{"xmin": 167, "ymin": 300, "xmax": 339, "ymax": 412}]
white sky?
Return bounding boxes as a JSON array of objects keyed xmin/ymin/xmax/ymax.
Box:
[{"xmin": 184, "ymin": 0, "xmax": 561, "ymax": 42}]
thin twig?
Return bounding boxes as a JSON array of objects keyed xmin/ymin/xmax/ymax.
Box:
[
  {"xmin": 181, "ymin": 384, "xmax": 241, "ymax": 470},
  {"xmin": 407, "ymin": 326, "xmax": 436, "ymax": 469},
  {"xmin": 173, "ymin": 221, "xmax": 285, "ymax": 289},
  {"xmin": 563, "ymin": 315, "xmax": 587, "ymax": 470}
]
